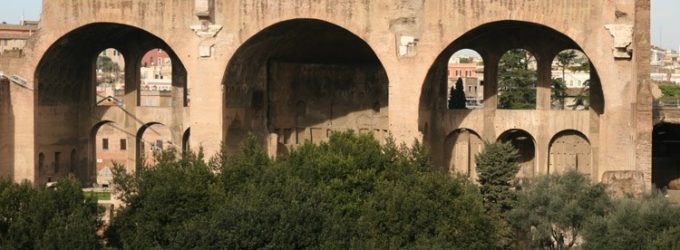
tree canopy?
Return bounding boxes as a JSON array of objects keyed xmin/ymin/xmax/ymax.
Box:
[
  {"xmin": 0, "ymin": 178, "xmax": 103, "ymax": 249},
  {"xmin": 498, "ymin": 49, "xmax": 537, "ymax": 109},
  {"xmin": 105, "ymin": 132, "xmax": 504, "ymax": 249}
]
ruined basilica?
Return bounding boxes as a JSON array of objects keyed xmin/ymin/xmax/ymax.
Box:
[{"xmin": 0, "ymin": 0, "xmax": 656, "ymax": 194}]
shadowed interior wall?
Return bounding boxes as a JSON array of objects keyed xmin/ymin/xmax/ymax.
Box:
[
  {"xmin": 35, "ymin": 23, "xmax": 186, "ymax": 186},
  {"xmin": 223, "ymin": 19, "xmax": 388, "ymax": 155},
  {"xmin": 652, "ymin": 123, "xmax": 680, "ymax": 189},
  {"xmin": 549, "ymin": 130, "xmax": 591, "ymax": 177}
]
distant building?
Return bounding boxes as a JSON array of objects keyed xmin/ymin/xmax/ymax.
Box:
[
  {"xmin": 0, "ymin": 20, "xmax": 38, "ymax": 55},
  {"xmin": 140, "ymin": 49, "xmax": 173, "ymax": 107},
  {"xmin": 96, "ymin": 49, "xmax": 126, "ymax": 105},
  {"xmin": 448, "ymin": 58, "xmax": 485, "ymax": 108},
  {"xmin": 650, "ymin": 45, "xmax": 680, "ymax": 84}
]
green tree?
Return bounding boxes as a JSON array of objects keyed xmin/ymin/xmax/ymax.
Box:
[
  {"xmin": 476, "ymin": 142, "xmax": 520, "ymax": 214},
  {"xmin": 498, "ymin": 49, "xmax": 537, "ymax": 109},
  {"xmin": 659, "ymin": 84, "xmax": 680, "ymax": 97},
  {"xmin": 108, "ymin": 132, "xmax": 505, "ymax": 249},
  {"xmin": 0, "ymin": 178, "xmax": 103, "ymax": 249},
  {"xmin": 555, "ymin": 50, "xmax": 578, "ymax": 83},
  {"xmin": 551, "ymin": 78, "xmax": 568, "ymax": 109},
  {"xmin": 96, "ymin": 55, "xmax": 121, "ymax": 84},
  {"xmin": 508, "ymin": 170, "xmax": 610, "ymax": 250},
  {"xmin": 105, "ymin": 149, "xmax": 218, "ymax": 249},
  {"xmin": 553, "ymin": 50, "xmax": 591, "ymax": 110},
  {"xmin": 449, "ymin": 78, "xmax": 467, "ymax": 109},
  {"xmin": 582, "ymin": 192, "xmax": 680, "ymax": 250},
  {"xmin": 475, "ymin": 142, "xmax": 521, "ymax": 248}
]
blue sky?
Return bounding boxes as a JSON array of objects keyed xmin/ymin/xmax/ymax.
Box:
[
  {"xmin": 651, "ymin": 0, "xmax": 680, "ymax": 51},
  {"xmin": 0, "ymin": 0, "xmax": 41, "ymax": 23},
  {"xmin": 0, "ymin": 0, "xmax": 678, "ymax": 51}
]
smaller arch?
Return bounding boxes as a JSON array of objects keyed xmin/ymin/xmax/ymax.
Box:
[
  {"xmin": 447, "ymin": 49, "xmax": 485, "ymax": 110},
  {"xmin": 182, "ymin": 128, "xmax": 191, "ymax": 155},
  {"xmin": 95, "ymin": 48, "xmax": 126, "ymax": 107},
  {"xmin": 444, "ymin": 128, "xmax": 483, "ymax": 180},
  {"xmin": 91, "ymin": 120, "xmax": 125, "ymax": 187},
  {"xmin": 136, "ymin": 122, "xmax": 173, "ymax": 167},
  {"xmin": 498, "ymin": 129, "xmax": 536, "ymax": 178},
  {"xmin": 70, "ymin": 149, "xmax": 78, "ymax": 175},
  {"xmin": 550, "ymin": 49, "xmax": 592, "ymax": 110},
  {"xmin": 139, "ymin": 48, "xmax": 174, "ymax": 107},
  {"xmin": 37, "ymin": 153, "xmax": 45, "ymax": 184},
  {"xmin": 497, "ymin": 49, "xmax": 538, "ymax": 110},
  {"xmin": 548, "ymin": 130, "xmax": 591, "ymax": 176}
]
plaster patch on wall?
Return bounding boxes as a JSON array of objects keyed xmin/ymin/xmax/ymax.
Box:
[
  {"xmin": 199, "ymin": 44, "xmax": 214, "ymax": 58},
  {"xmin": 397, "ymin": 35, "xmax": 418, "ymax": 58},
  {"xmin": 605, "ymin": 24, "xmax": 633, "ymax": 59}
]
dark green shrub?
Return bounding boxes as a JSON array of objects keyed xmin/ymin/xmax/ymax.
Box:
[
  {"xmin": 107, "ymin": 132, "xmax": 504, "ymax": 249},
  {"xmin": 0, "ymin": 178, "xmax": 102, "ymax": 249}
]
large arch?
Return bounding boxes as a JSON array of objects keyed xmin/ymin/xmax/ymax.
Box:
[
  {"xmin": 443, "ymin": 128, "xmax": 483, "ymax": 180},
  {"xmin": 498, "ymin": 129, "xmax": 537, "ymax": 179},
  {"xmin": 34, "ymin": 23, "xmax": 187, "ymax": 186},
  {"xmin": 548, "ymin": 130, "xmax": 592, "ymax": 177},
  {"xmin": 419, "ymin": 20, "xmax": 604, "ymax": 170},
  {"xmin": 222, "ymin": 18, "xmax": 389, "ymax": 155}
]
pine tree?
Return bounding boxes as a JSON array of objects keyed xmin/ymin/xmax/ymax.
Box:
[
  {"xmin": 449, "ymin": 78, "xmax": 467, "ymax": 109},
  {"xmin": 475, "ymin": 142, "xmax": 521, "ymax": 248}
]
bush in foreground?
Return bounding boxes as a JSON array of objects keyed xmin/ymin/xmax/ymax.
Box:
[
  {"xmin": 582, "ymin": 192, "xmax": 680, "ymax": 250},
  {"xmin": 0, "ymin": 178, "xmax": 102, "ymax": 249},
  {"xmin": 508, "ymin": 170, "xmax": 610, "ymax": 250},
  {"xmin": 476, "ymin": 142, "xmax": 521, "ymax": 248},
  {"xmin": 106, "ymin": 132, "xmax": 504, "ymax": 249}
]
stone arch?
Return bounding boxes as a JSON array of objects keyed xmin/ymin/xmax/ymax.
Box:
[
  {"xmin": 139, "ymin": 48, "xmax": 176, "ymax": 107},
  {"xmin": 497, "ymin": 48, "xmax": 538, "ymax": 110},
  {"xmin": 420, "ymin": 20, "xmax": 604, "ymax": 170},
  {"xmin": 37, "ymin": 152, "xmax": 45, "ymax": 184},
  {"xmin": 498, "ymin": 129, "xmax": 536, "ymax": 178},
  {"xmin": 443, "ymin": 128, "xmax": 483, "ymax": 180},
  {"xmin": 90, "ymin": 120, "xmax": 122, "ymax": 186},
  {"xmin": 70, "ymin": 149, "xmax": 78, "ymax": 176},
  {"xmin": 446, "ymin": 49, "xmax": 485, "ymax": 110},
  {"xmin": 550, "ymin": 49, "xmax": 595, "ymax": 111},
  {"xmin": 182, "ymin": 128, "xmax": 191, "ymax": 155},
  {"xmin": 95, "ymin": 48, "xmax": 126, "ymax": 107},
  {"xmin": 548, "ymin": 130, "xmax": 592, "ymax": 176},
  {"xmin": 35, "ymin": 22, "xmax": 187, "ymax": 106},
  {"xmin": 136, "ymin": 122, "xmax": 173, "ymax": 167},
  {"xmin": 222, "ymin": 18, "xmax": 389, "ymax": 155},
  {"xmin": 34, "ymin": 23, "xmax": 187, "ymax": 186}
]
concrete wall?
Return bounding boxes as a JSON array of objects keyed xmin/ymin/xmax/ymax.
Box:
[{"xmin": 0, "ymin": 0, "xmax": 650, "ymax": 190}]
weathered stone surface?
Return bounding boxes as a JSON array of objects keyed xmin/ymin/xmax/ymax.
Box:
[
  {"xmin": 0, "ymin": 0, "xmax": 650, "ymax": 190},
  {"xmin": 602, "ymin": 171, "xmax": 645, "ymax": 198}
]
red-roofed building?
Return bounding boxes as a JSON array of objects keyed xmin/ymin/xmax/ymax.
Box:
[
  {"xmin": 448, "ymin": 63, "xmax": 478, "ymax": 79},
  {"xmin": 141, "ymin": 49, "xmax": 170, "ymax": 67}
]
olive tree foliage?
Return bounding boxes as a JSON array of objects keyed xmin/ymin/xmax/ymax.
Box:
[
  {"xmin": 106, "ymin": 132, "xmax": 504, "ymax": 249},
  {"xmin": 0, "ymin": 178, "xmax": 103, "ymax": 249},
  {"xmin": 508, "ymin": 170, "xmax": 610, "ymax": 250},
  {"xmin": 582, "ymin": 192, "xmax": 680, "ymax": 250}
]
